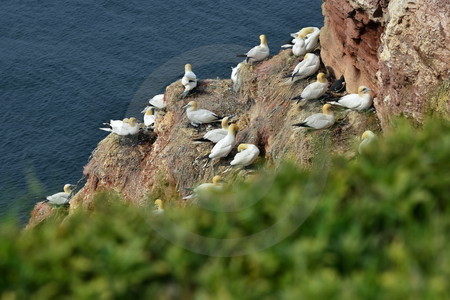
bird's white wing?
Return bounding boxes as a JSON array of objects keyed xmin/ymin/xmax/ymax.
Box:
[
  {"xmin": 247, "ymin": 45, "xmax": 269, "ymax": 62},
  {"xmin": 203, "ymin": 129, "xmax": 227, "ymax": 143},
  {"xmin": 46, "ymin": 192, "xmax": 70, "ymax": 205},
  {"xmin": 144, "ymin": 115, "xmax": 155, "ymax": 127},
  {"xmin": 337, "ymin": 94, "xmax": 361, "ymax": 109},
  {"xmin": 305, "ymin": 114, "xmax": 334, "ymax": 129},
  {"xmin": 195, "ymin": 109, "xmax": 219, "ymax": 123},
  {"xmin": 149, "ymin": 94, "xmax": 165, "ymax": 109}
]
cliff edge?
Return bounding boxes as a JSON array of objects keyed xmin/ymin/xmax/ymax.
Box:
[{"xmin": 27, "ymin": 0, "xmax": 449, "ymax": 227}]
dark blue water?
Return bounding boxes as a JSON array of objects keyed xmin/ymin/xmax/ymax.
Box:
[{"xmin": 0, "ymin": 0, "xmax": 323, "ymax": 220}]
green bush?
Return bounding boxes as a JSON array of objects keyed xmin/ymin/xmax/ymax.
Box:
[{"xmin": 1, "ymin": 118, "xmax": 449, "ymax": 299}]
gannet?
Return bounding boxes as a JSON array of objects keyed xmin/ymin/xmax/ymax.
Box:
[
  {"xmin": 292, "ymin": 73, "xmax": 328, "ymax": 102},
  {"xmin": 290, "ymin": 53, "xmax": 320, "ymax": 82},
  {"xmin": 292, "ymin": 104, "xmax": 335, "ymax": 130},
  {"xmin": 181, "ymin": 64, "xmax": 197, "ymax": 97},
  {"xmin": 208, "ymin": 124, "xmax": 238, "ymax": 159},
  {"xmin": 291, "ymin": 35, "xmax": 307, "ymax": 57},
  {"xmin": 193, "ymin": 117, "xmax": 230, "ymax": 143},
  {"xmin": 46, "ymin": 184, "xmax": 74, "ymax": 205},
  {"xmin": 328, "ymin": 75, "xmax": 346, "ymax": 93},
  {"xmin": 237, "ymin": 35, "xmax": 270, "ymax": 64},
  {"xmin": 281, "ymin": 33, "xmax": 305, "ymax": 54},
  {"xmin": 303, "ymin": 27, "xmax": 320, "ymax": 52},
  {"xmin": 283, "ymin": 29, "xmax": 315, "ymax": 56},
  {"xmin": 358, "ymin": 130, "xmax": 377, "ymax": 154},
  {"xmin": 230, "ymin": 143, "xmax": 260, "ymax": 167},
  {"xmin": 143, "ymin": 107, "xmax": 156, "ymax": 128},
  {"xmin": 183, "ymin": 176, "xmax": 223, "ymax": 200},
  {"xmin": 231, "ymin": 62, "xmax": 244, "ymax": 91},
  {"xmin": 184, "ymin": 101, "xmax": 222, "ymax": 127},
  {"xmin": 290, "ymin": 27, "xmax": 320, "ymax": 52},
  {"xmin": 153, "ymin": 199, "xmax": 164, "ymax": 214},
  {"xmin": 100, "ymin": 117, "xmax": 140, "ymax": 136},
  {"xmin": 327, "ymin": 86, "xmax": 374, "ymax": 111},
  {"xmin": 148, "ymin": 94, "xmax": 166, "ymax": 109}
]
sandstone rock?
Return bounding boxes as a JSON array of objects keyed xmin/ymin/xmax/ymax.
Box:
[{"xmin": 321, "ymin": 0, "xmax": 450, "ymax": 129}]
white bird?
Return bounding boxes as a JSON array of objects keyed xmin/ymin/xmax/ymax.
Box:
[
  {"xmin": 292, "ymin": 73, "xmax": 329, "ymax": 102},
  {"xmin": 292, "ymin": 104, "xmax": 335, "ymax": 130},
  {"xmin": 290, "ymin": 53, "xmax": 320, "ymax": 82},
  {"xmin": 183, "ymin": 176, "xmax": 223, "ymax": 200},
  {"xmin": 184, "ymin": 101, "xmax": 222, "ymax": 127},
  {"xmin": 303, "ymin": 27, "xmax": 321, "ymax": 52},
  {"xmin": 193, "ymin": 117, "xmax": 230, "ymax": 143},
  {"xmin": 327, "ymin": 86, "xmax": 374, "ymax": 111},
  {"xmin": 282, "ymin": 31, "xmax": 309, "ymax": 56},
  {"xmin": 181, "ymin": 64, "xmax": 197, "ymax": 97},
  {"xmin": 148, "ymin": 94, "xmax": 166, "ymax": 109},
  {"xmin": 209, "ymin": 124, "xmax": 238, "ymax": 159},
  {"xmin": 100, "ymin": 117, "xmax": 140, "ymax": 136},
  {"xmin": 153, "ymin": 199, "xmax": 164, "ymax": 214},
  {"xmin": 290, "ymin": 27, "xmax": 320, "ymax": 52},
  {"xmin": 142, "ymin": 107, "xmax": 156, "ymax": 128},
  {"xmin": 46, "ymin": 184, "xmax": 74, "ymax": 205},
  {"xmin": 230, "ymin": 144, "xmax": 260, "ymax": 167},
  {"xmin": 291, "ymin": 35, "xmax": 307, "ymax": 57},
  {"xmin": 237, "ymin": 35, "xmax": 270, "ymax": 64},
  {"xmin": 358, "ymin": 130, "xmax": 377, "ymax": 154},
  {"xmin": 231, "ymin": 62, "xmax": 244, "ymax": 91}
]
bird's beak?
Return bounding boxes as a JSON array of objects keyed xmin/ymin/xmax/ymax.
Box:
[
  {"xmin": 366, "ymin": 88, "xmax": 374, "ymax": 92},
  {"xmin": 183, "ymin": 104, "xmax": 190, "ymax": 109}
]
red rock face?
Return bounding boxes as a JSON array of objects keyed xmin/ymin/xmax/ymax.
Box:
[
  {"xmin": 320, "ymin": 0, "xmax": 385, "ymax": 93},
  {"xmin": 321, "ymin": 0, "xmax": 450, "ymax": 129}
]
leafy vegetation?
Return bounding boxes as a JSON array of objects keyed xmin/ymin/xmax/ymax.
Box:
[{"xmin": 1, "ymin": 118, "xmax": 449, "ymax": 299}]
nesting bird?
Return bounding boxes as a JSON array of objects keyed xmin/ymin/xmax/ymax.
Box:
[
  {"xmin": 181, "ymin": 64, "xmax": 197, "ymax": 97},
  {"xmin": 327, "ymin": 86, "xmax": 374, "ymax": 111},
  {"xmin": 142, "ymin": 107, "xmax": 156, "ymax": 128},
  {"xmin": 292, "ymin": 104, "xmax": 335, "ymax": 130},
  {"xmin": 208, "ymin": 124, "xmax": 238, "ymax": 160},
  {"xmin": 292, "ymin": 73, "xmax": 328, "ymax": 102},
  {"xmin": 290, "ymin": 53, "xmax": 320, "ymax": 82},
  {"xmin": 237, "ymin": 35, "xmax": 270, "ymax": 64},
  {"xmin": 231, "ymin": 62, "xmax": 244, "ymax": 91},
  {"xmin": 230, "ymin": 143, "xmax": 260, "ymax": 167},
  {"xmin": 358, "ymin": 130, "xmax": 377, "ymax": 154},
  {"xmin": 46, "ymin": 184, "xmax": 74, "ymax": 205},
  {"xmin": 300, "ymin": 27, "xmax": 321, "ymax": 53},
  {"xmin": 148, "ymin": 94, "xmax": 166, "ymax": 109},
  {"xmin": 183, "ymin": 176, "xmax": 223, "ymax": 200},
  {"xmin": 193, "ymin": 116, "xmax": 230, "ymax": 144},
  {"xmin": 286, "ymin": 27, "xmax": 320, "ymax": 54},
  {"xmin": 282, "ymin": 33, "xmax": 307, "ymax": 57},
  {"xmin": 291, "ymin": 34, "xmax": 308, "ymax": 57},
  {"xmin": 328, "ymin": 75, "xmax": 346, "ymax": 93},
  {"xmin": 100, "ymin": 117, "xmax": 140, "ymax": 136},
  {"xmin": 153, "ymin": 199, "xmax": 164, "ymax": 214},
  {"xmin": 184, "ymin": 101, "xmax": 222, "ymax": 127}
]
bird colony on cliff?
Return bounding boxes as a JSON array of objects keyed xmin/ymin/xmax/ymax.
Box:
[{"xmin": 45, "ymin": 25, "xmax": 378, "ymax": 211}]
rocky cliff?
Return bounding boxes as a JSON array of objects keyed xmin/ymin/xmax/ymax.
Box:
[
  {"xmin": 28, "ymin": 0, "xmax": 449, "ymax": 226},
  {"xmin": 67, "ymin": 51, "xmax": 379, "ymax": 214},
  {"xmin": 320, "ymin": 0, "xmax": 450, "ymax": 128}
]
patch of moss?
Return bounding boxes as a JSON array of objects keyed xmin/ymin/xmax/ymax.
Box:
[{"xmin": 427, "ymin": 79, "xmax": 450, "ymax": 120}]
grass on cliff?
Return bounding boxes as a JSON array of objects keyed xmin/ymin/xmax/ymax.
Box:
[{"xmin": 1, "ymin": 118, "xmax": 450, "ymax": 299}]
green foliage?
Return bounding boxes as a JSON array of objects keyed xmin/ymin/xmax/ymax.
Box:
[{"xmin": 1, "ymin": 118, "xmax": 450, "ymax": 299}]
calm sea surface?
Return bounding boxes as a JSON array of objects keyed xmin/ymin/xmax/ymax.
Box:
[{"xmin": 0, "ymin": 0, "xmax": 323, "ymax": 221}]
